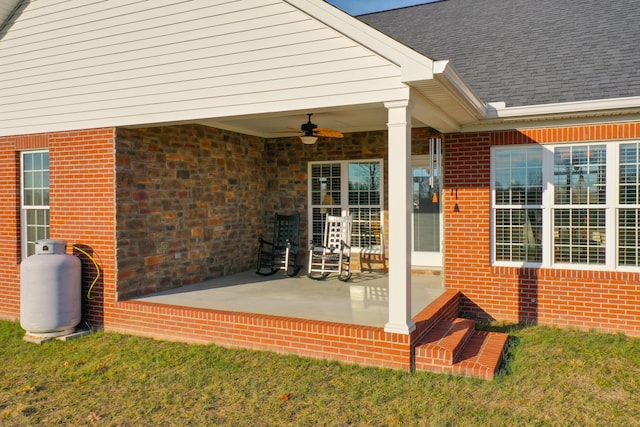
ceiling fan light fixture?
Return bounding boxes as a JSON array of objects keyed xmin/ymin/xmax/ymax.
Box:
[
  {"xmin": 271, "ymin": 113, "xmax": 341, "ymax": 143},
  {"xmin": 300, "ymin": 135, "xmax": 318, "ymax": 144}
]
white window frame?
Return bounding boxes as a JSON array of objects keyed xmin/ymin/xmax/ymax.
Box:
[
  {"xmin": 491, "ymin": 146, "xmax": 544, "ymax": 265},
  {"xmin": 20, "ymin": 150, "xmax": 50, "ymax": 258},
  {"xmin": 308, "ymin": 159, "xmax": 384, "ymax": 252},
  {"xmin": 491, "ymin": 140, "xmax": 637, "ymax": 271},
  {"xmin": 618, "ymin": 141, "xmax": 640, "ymax": 270}
]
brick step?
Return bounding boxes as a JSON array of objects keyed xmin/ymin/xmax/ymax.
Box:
[
  {"xmin": 452, "ymin": 330, "xmax": 510, "ymax": 380},
  {"xmin": 414, "ymin": 318, "xmax": 509, "ymax": 380},
  {"xmin": 411, "ymin": 290, "xmax": 461, "ymax": 344},
  {"xmin": 415, "ymin": 318, "xmax": 476, "ymax": 364}
]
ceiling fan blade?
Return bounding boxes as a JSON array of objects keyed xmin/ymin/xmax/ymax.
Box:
[
  {"xmin": 270, "ymin": 127, "xmax": 302, "ymax": 134},
  {"xmin": 313, "ymin": 128, "xmax": 344, "ymax": 138}
]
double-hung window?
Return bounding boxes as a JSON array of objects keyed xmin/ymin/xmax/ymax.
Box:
[
  {"xmin": 492, "ymin": 141, "xmax": 640, "ymax": 270},
  {"xmin": 309, "ymin": 160, "xmax": 383, "ymax": 250},
  {"xmin": 619, "ymin": 142, "xmax": 640, "ymax": 266},
  {"xmin": 494, "ymin": 147, "xmax": 543, "ymax": 263},
  {"xmin": 21, "ymin": 150, "xmax": 50, "ymax": 257},
  {"xmin": 552, "ymin": 144, "xmax": 606, "ymax": 264}
]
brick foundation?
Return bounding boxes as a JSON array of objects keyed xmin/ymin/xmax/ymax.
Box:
[{"xmin": 111, "ymin": 300, "xmax": 412, "ymax": 370}]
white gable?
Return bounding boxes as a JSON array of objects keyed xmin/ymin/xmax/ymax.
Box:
[{"xmin": 0, "ymin": 0, "xmax": 421, "ymax": 137}]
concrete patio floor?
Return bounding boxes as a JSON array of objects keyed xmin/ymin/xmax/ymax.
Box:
[{"xmin": 133, "ymin": 270, "xmax": 444, "ymax": 328}]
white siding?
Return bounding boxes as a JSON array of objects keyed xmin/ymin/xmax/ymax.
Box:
[{"xmin": 0, "ymin": 0, "xmax": 407, "ymax": 136}]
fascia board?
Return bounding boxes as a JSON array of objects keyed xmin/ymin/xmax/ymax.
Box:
[
  {"xmin": 462, "ymin": 112, "xmax": 640, "ymax": 133},
  {"xmin": 432, "ymin": 60, "xmax": 487, "ymax": 120},
  {"xmin": 486, "ymin": 96, "xmax": 640, "ymax": 119},
  {"xmin": 459, "ymin": 97, "xmax": 640, "ymax": 132},
  {"xmin": 284, "ymin": 0, "xmax": 433, "ymax": 82}
]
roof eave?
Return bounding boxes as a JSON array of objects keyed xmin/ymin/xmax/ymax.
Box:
[
  {"xmin": 487, "ymin": 96, "xmax": 640, "ymax": 119},
  {"xmin": 432, "ymin": 60, "xmax": 487, "ymax": 119},
  {"xmin": 407, "ymin": 60, "xmax": 488, "ymax": 133},
  {"xmin": 458, "ymin": 96, "xmax": 640, "ymax": 131}
]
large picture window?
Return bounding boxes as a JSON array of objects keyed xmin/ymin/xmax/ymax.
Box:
[
  {"xmin": 309, "ymin": 160, "xmax": 383, "ymax": 251},
  {"xmin": 492, "ymin": 141, "xmax": 640, "ymax": 270},
  {"xmin": 21, "ymin": 150, "xmax": 50, "ymax": 258}
]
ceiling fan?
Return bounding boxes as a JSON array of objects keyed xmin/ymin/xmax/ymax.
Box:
[{"xmin": 277, "ymin": 114, "xmax": 344, "ymax": 144}]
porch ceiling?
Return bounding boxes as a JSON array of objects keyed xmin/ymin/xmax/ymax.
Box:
[{"xmin": 194, "ymin": 103, "xmax": 419, "ymax": 139}]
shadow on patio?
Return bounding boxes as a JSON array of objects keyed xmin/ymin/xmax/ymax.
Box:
[{"xmin": 131, "ymin": 270, "xmax": 444, "ymax": 327}]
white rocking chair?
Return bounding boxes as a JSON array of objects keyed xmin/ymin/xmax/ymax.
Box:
[{"xmin": 307, "ymin": 215, "xmax": 352, "ymax": 281}]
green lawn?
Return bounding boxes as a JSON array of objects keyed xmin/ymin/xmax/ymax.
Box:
[{"xmin": 1, "ymin": 320, "xmax": 639, "ymax": 426}]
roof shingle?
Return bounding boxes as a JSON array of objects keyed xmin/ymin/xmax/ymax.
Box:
[{"xmin": 359, "ymin": 0, "xmax": 640, "ymax": 107}]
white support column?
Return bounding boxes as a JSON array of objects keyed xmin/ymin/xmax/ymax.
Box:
[{"xmin": 384, "ymin": 100, "xmax": 416, "ymax": 334}]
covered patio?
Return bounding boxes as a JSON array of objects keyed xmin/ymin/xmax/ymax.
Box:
[
  {"xmin": 34, "ymin": 0, "xmax": 505, "ymax": 376},
  {"xmin": 131, "ymin": 271, "xmax": 445, "ymax": 328},
  {"xmin": 103, "ymin": 0, "xmax": 488, "ymax": 341}
]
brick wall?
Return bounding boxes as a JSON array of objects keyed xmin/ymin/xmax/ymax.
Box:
[
  {"xmin": 0, "ymin": 136, "xmax": 21, "ymax": 319},
  {"xmin": 110, "ymin": 300, "xmax": 412, "ymax": 371},
  {"xmin": 444, "ymin": 123, "xmax": 640, "ymax": 337},
  {"xmin": 0, "ymin": 130, "xmax": 116, "ymax": 327}
]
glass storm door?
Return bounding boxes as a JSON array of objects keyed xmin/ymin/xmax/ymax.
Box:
[{"xmin": 412, "ymin": 141, "xmax": 443, "ymax": 267}]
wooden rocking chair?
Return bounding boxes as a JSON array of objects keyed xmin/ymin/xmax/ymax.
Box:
[
  {"xmin": 256, "ymin": 213, "xmax": 301, "ymax": 277},
  {"xmin": 307, "ymin": 215, "xmax": 352, "ymax": 281}
]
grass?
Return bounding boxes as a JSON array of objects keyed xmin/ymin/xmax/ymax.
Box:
[{"xmin": 1, "ymin": 321, "xmax": 639, "ymax": 426}]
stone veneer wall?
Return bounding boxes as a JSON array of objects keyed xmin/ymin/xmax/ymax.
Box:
[
  {"xmin": 115, "ymin": 124, "xmax": 434, "ymax": 299},
  {"xmin": 115, "ymin": 125, "xmax": 268, "ymax": 299}
]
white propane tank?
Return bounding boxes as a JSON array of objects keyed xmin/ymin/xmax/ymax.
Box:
[{"xmin": 20, "ymin": 239, "xmax": 81, "ymax": 338}]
